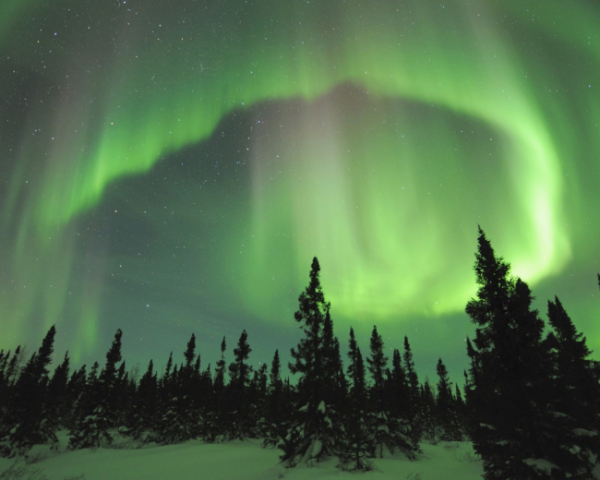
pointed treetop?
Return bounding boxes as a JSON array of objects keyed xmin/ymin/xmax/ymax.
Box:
[
  {"xmin": 106, "ymin": 329, "xmax": 123, "ymax": 365},
  {"xmin": 234, "ymin": 329, "xmax": 252, "ymax": 361},
  {"xmin": 473, "ymin": 227, "xmax": 510, "ymax": 293},
  {"xmin": 184, "ymin": 333, "xmax": 196, "ymax": 366},
  {"xmin": 311, "ymin": 257, "xmax": 321, "ymax": 276},
  {"xmin": 548, "ymin": 296, "xmax": 591, "ymax": 358},
  {"xmin": 165, "ymin": 351, "xmax": 173, "ymax": 378},
  {"xmin": 36, "ymin": 325, "xmax": 57, "ymax": 375},
  {"xmin": 270, "ymin": 349, "xmax": 281, "ymax": 387}
]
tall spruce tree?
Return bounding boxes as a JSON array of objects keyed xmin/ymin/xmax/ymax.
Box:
[
  {"xmin": 465, "ymin": 227, "xmax": 561, "ymax": 479},
  {"xmin": 280, "ymin": 257, "xmax": 341, "ymax": 466},
  {"xmin": 367, "ymin": 326, "xmax": 387, "ymax": 406},
  {"xmin": 227, "ymin": 330, "xmax": 253, "ymax": 439},
  {"xmin": 402, "ymin": 336, "xmax": 421, "ymax": 442},
  {"xmin": 338, "ymin": 328, "xmax": 373, "ymax": 471},
  {"xmin": 263, "ymin": 350, "xmax": 286, "ymax": 446},
  {"xmin": 205, "ymin": 336, "xmax": 228, "ymax": 441}
]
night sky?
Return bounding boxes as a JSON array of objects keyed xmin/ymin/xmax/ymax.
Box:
[{"xmin": 1, "ymin": 1, "xmax": 599, "ymax": 382}]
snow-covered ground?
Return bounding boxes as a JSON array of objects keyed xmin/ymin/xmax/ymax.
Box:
[{"xmin": 0, "ymin": 434, "xmax": 484, "ymax": 480}]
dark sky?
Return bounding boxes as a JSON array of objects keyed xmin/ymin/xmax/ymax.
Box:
[{"xmin": 1, "ymin": 1, "xmax": 599, "ymax": 383}]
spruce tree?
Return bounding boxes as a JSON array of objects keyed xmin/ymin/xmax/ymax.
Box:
[
  {"xmin": 227, "ymin": 330, "xmax": 253, "ymax": 439},
  {"xmin": 69, "ymin": 329, "xmax": 123, "ymax": 449},
  {"xmin": 280, "ymin": 257, "xmax": 341, "ymax": 466},
  {"xmin": 249, "ymin": 362, "xmax": 267, "ymax": 438},
  {"xmin": 46, "ymin": 351, "xmax": 71, "ymax": 430},
  {"xmin": 367, "ymin": 326, "xmax": 387, "ymax": 394},
  {"xmin": 1, "ymin": 326, "xmax": 57, "ymax": 456},
  {"xmin": 419, "ymin": 379, "xmax": 437, "ymax": 442},
  {"xmin": 321, "ymin": 311, "xmax": 347, "ymax": 416},
  {"xmin": 205, "ymin": 336, "xmax": 227, "ymax": 441},
  {"xmin": 434, "ymin": 358, "xmax": 462, "ymax": 441},
  {"xmin": 368, "ymin": 327, "xmax": 418, "ymax": 458},
  {"xmin": 127, "ymin": 360, "xmax": 158, "ymax": 442},
  {"xmin": 543, "ymin": 297, "xmax": 600, "ymax": 478},
  {"xmin": 64, "ymin": 365, "xmax": 87, "ymax": 429},
  {"xmin": 465, "ymin": 227, "xmax": 559, "ymax": 479},
  {"xmin": 114, "ymin": 361, "xmax": 131, "ymax": 428},
  {"xmin": 263, "ymin": 350, "xmax": 286, "ymax": 446},
  {"xmin": 184, "ymin": 334, "xmax": 196, "ymax": 367},
  {"xmin": 156, "ymin": 334, "xmax": 202, "ymax": 444},
  {"xmin": 1, "ymin": 347, "xmax": 22, "ymax": 393},
  {"xmin": 338, "ymin": 328, "xmax": 372, "ymax": 471},
  {"xmin": 387, "ymin": 349, "xmax": 409, "ymax": 419},
  {"xmin": 367, "ymin": 326, "xmax": 388, "ymax": 457},
  {"xmin": 402, "ymin": 336, "xmax": 421, "ymax": 442}
]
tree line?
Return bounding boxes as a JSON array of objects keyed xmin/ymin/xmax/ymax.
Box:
[{"xmin": 0, "ymin": 227, "xmax": 598, "ymax": 478}]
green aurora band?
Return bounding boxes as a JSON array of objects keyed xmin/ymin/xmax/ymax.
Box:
[{"xmin": 1, "ymin": 1, "xmax": 599, "ymax": 364}]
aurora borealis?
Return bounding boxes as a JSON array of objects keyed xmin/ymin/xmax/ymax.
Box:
[{"xmin": 1, "ymin": 1, "xmax": 599, "ymax": 378}]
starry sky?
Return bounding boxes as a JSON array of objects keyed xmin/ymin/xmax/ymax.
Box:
[{"xmin": 1, "ymin": 0, "xmax": 599, "ymax": 382}]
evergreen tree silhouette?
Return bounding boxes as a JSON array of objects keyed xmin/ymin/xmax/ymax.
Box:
[
  {"xmin": 184, "ymin": 333, "xmax": 196, "ymax": 367},
  {"xmin": 418, "ymin": 379, "xmax": 436, "ymax": 442},
  {"xmin": 227, "ymin": 330, "xmax": 253, "ymax": 439},
  {"xmin": 114, "ymin": 361, "xmax": 131, "ymax": 429},
  {"xmin": 0, "ymin": 348, "xmax": 13, "ymax": 436},
  {"xmin": 280, "ymin": 257, "xmax": 340, "ymax": 466},
  {"xmin": 69, "ymin": 329, "xmax": 123, "ymax": 449},
  {"xmin": 321, "ymin": 311, "xmax": 347, "ymax": 419},
  {"xmin": 0, "ymin": 346, "xmax": 23, "ymax": 399},
  {"xmin": 263, "ymin": 350, "xmax": 286, "ymax": 446},
  {"xmin": 453, "ymin": 382, "xmax": 467, "ymax": 436},
  {"xmin": 368, "ymin": 327, "xmax": 418, "ymax": 458},
  {"xmin": 46, "ymin": 351, "xmax": 71, "ymax": 430},
  {"xmin": 205, "ymin": 336, "xmax": 228, "ymax": 441},
  {"xmin": 387, "ymin": 349, "xmax": 409, "ymax": 418},
  {"xmin": 338, "ymin": 328, "xmax": 373, "ymax": 471},
  {"xmin": 465, "ymin": 227, "xmax": 559, "ymax": 479},
  {"xmin": 156, "ymin": 334, "xmax": 202, "ymax": 444},
  {"xmin": 366, "ymin": 327, "xmax": 386, "ymax": 404},
  {"xmin": 434, "ymin": 358, "xmax": 461, "ymax": 441},
  {"xmin": 1, "ymin": 326, "xmax": 57, "ymax": 456},
  {"xmin": 402, "ymin": 336, "xmax": 421, "ymax": 441},
  {"xmin": 249, "ymin": 362, "xmax": 267, "ymax": 436},
  {"xmin": 367, "ymin": 325, "xmax": 388, "ymax": 457},
  {"xmin": 543, "ymin": 297, "xmax": 600, "ymax": 478},
  {"xmin": 127, "ymin": 360, "xmax": 158, "ymax": 441}
]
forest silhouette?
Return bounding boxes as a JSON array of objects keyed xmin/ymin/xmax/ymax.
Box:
[{"xmin": 0, "ymin": 228, "xmax": 598, "ymax": 479}]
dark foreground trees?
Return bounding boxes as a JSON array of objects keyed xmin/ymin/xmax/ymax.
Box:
[
  {"xmin": 279, "ymin": 258, "xmax": 422, "ymax": 468},
  {"xmin": 69, "ymin": 329, "xmax": 124, "ymax": 449},
  {"xmin": 0, "ymin": 326, "xmax": 57, "ymax": 456},
  {"xmin": 0, "ymin": 232, "xmax": 598, "ymax": 476},
  {"xmin": 280, "ymin": 257, "xmax": 345, "ymax": 465},
  {"xmin": 465, "ymin": 227, "xmax": 600, "ymax": 480}
]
